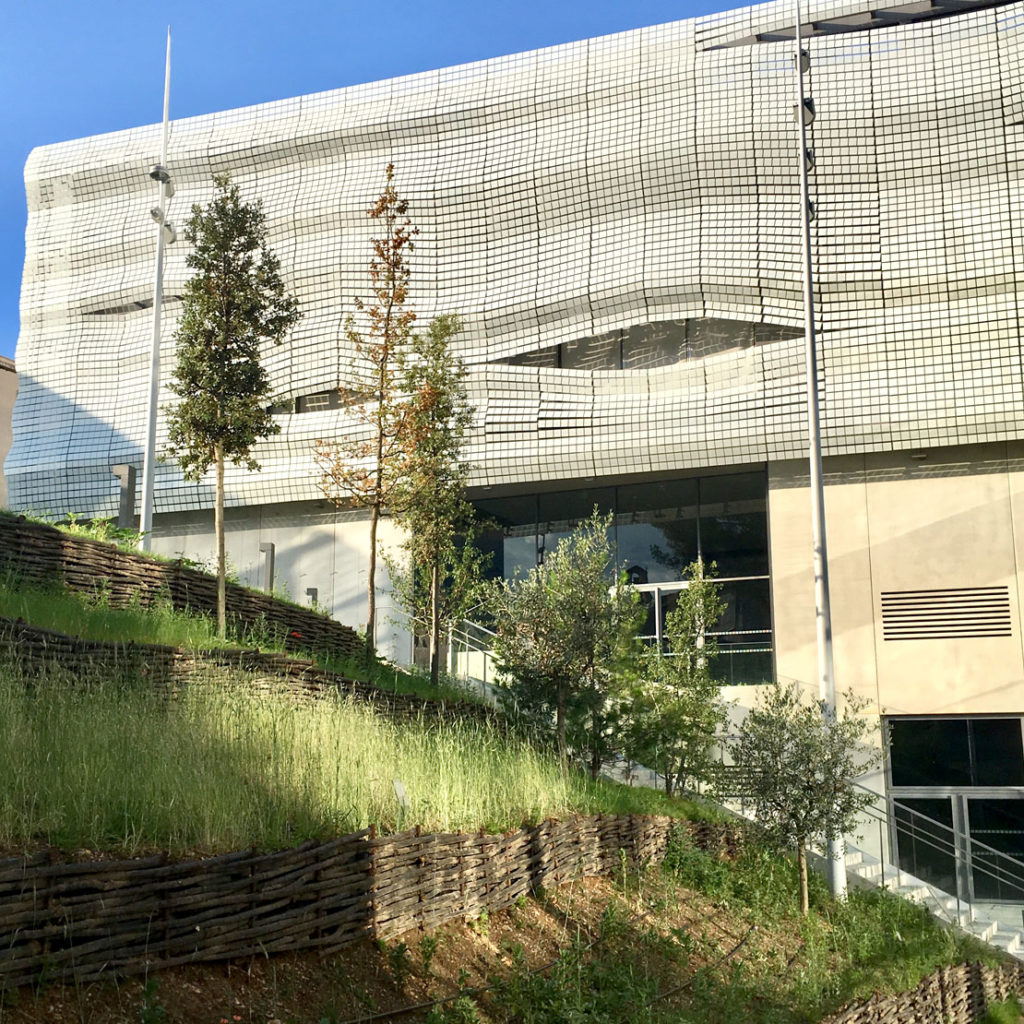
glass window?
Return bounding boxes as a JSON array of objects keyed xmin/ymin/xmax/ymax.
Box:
[
  {"xmin": 889, "ymin": 720, "xmax": 972, "ymax": 787},
  {"xmin": 973, "ymin": 720, "xmax": 1024, "ymax": 787},
  {"xmin": 889, "ymin": 718, "xmax": 1024, "ymax": 788},
  {"xmin": 699, "ymin": 473, "xmax": 769, "ymax": 577},
  {"xmin": 616, "ymin": 479, "xmax": 699, "ymax": 583},
  {"xmin": 895, "ymin": 797, "xmax": 958, "ymax": 894},
  {"xmin": 713, "ymin": 578, "xmax": 771, "ymax": 637},
  {"xmin": 474, "ymin": 495, "xmax": 537, "ymax": 581},
  {"xmin": 968, "ymin": 798, "xmax": 1024, "ymax": 900},
  {"xmin": 538, "ymin": 487, "xmax": 614, "ymax": 565}
]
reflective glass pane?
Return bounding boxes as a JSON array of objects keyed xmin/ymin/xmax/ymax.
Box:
[
  {"xmin": 503, "ymin": 535, "xmax": 537, "ymax": 581},
  {"xmin": 889, "ymin": 720, "xmax": 971, "ymax": 787},
  {"xmin": 968, "ymin": 799, "xmax": 1024, "ymax": 901},
  {"xmin": 616, "ymin": 479, "xmax": 699, "ymax": 582},
  {"xmin": 708, "ymin": 649, "xmax": 773, "ymax": 686},
  {"xmin": 636, "ymin": 590, "xmax": 656, "ymax": 642},
  {"xmin": 713, "ymin": 578, "xmax": 771, "ymax": 636},
  {"xmin": 971, "ymin": 720, "xmax": 1024, "ymax": 787},
  {"xmin": 699, "ymin": 473, "xmax": 768, "ymax": 577},
  {"xmin": 539, "ymin": 487, "xmax": 614, "ymax": 567},
  {"xmin": 473, "ymin": 495, "xmax": 538, "ymax": 582},
  {"xmin": 895, "ymin": 798, "xmax": 957, "ymax": 894}
]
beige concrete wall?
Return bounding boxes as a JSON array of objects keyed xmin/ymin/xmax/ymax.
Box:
[
  {"xmin": 0, "ymin": 359, "xmax": 17, "ymax": 507},
  {"xmin": 150, "ymin": 502, "xmax": 412, "ymax": 664},
  {"xmin": 769, "ymin": 443, "xmax": 1024, "ymax": 717}
]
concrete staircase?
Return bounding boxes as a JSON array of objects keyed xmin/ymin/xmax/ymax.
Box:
[{"xmin": 840, "ymin": 845, "xmax": 1024, "ymax": 960}]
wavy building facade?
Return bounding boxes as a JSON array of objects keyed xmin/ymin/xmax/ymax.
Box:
[{"xmin": 11, "ymin": 0, "xmax": 1024, "ymax": 905}]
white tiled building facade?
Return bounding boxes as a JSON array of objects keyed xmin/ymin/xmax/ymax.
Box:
[{"xmin": 11, "ymin": 0, "xmax": 1024, "ymax": 905}]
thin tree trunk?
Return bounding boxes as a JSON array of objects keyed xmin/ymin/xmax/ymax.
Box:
[
  {"xmin": 589, "ymin": 707, "xmax": 602, "ymax": 781},
  {"xmin": 366, "ymin": 501, "xmax": 379, "ymax": 661},
  {"xmin": 556, "ymin": 683, "xmax": 568, "ymax": 773},
  {"xmin": 429, "ymin": 558, "xmax": 441, "ymax": 687},
  {"xmin": 214, "ymin": 443, "xmax": 226, "ymax": 641},
  {"xmin": 797, "ymin": 842, "xmax": 809, "ymax": 915}
]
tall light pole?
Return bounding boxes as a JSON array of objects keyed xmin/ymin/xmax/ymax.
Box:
[
  {"xmin": 792, "ymin": 0, "xmax": 847, "ymax": 896},
  {"xmin": 139, "ymin": 28, "xmax": 175, "ymax": 552}
]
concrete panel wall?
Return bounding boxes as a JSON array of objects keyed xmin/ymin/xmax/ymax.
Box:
[
  {"xmin": 770, "ymin": 443, "xmax": 1024, "ymax": 716},
  {"xmin": 149, "ymin": 502, "xmax": 412, "ymax": 664}
]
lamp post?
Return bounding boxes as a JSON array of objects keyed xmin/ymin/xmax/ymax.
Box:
[
  {"xmin": 792, "ymin": 0, "xmax": 847, "ymax": 897},
  {"xmin": 138, "ymin": 28, "xmax": 175, "ymax": 552}
]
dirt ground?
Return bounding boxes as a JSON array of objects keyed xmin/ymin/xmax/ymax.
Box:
[{"xmin": 0, "ymin": 875, "xmax": 757, "ymax": 1024}]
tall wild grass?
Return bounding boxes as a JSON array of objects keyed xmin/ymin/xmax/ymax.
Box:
[
  {"xmin": 0, "ymin": 666, "xmax": 698, "ymax": 856},
  {"xmin": 0, "ymin": 576, "xmax": 271, "ymax": 651}
]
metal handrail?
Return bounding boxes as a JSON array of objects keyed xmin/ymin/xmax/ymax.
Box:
[{"xmin": 849, "ymin": 780, "xmax": 1024, "ymax": 902}]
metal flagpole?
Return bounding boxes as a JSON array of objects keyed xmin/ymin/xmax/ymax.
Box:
[
  {"xmin": 139, "ymin": 28, "xmax": 173, "ymax": 552},
  {"xmin": 793, "ymin": 0, "xmax": 847, "ymax": 897}
]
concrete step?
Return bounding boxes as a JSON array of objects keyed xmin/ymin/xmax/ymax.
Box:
[{"xmin": 842, "ymin": 843, "xmax": 1024, "ymax": 961}]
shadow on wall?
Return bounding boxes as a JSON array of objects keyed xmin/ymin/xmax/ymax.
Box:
[{"xmin": 6, "ymin": 372, "xmax": 147, "ymax": 520}]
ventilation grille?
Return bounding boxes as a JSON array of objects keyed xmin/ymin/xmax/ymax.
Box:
[{"xmin": 881, "ymin": 586, "xmax": 1012, "ymax": 640}]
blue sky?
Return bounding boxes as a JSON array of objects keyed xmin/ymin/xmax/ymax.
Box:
[{"xmin": 0, "ymin": 0, "xmax": 753, "ymax": 363}]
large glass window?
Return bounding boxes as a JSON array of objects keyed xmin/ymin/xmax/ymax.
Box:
[
  {"xmin": 887, "ymin": 716, "xmax": 1024, "ymax": 904},
  {"xmin": 472, "ymin": 470, "xmax": 772, "ymax": 684},
  {"xmin": 616, "ymin": 478, "xmax": 699, "ymax": 584},
  {"xmin": 889, "ymin": 719, "xmax": 1024, "ymax": 788}
]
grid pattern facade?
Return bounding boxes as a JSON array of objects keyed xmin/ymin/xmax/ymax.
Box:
[{"xmin": 10, "ymin": 0, "xmax": 1024, "ymax": 518}]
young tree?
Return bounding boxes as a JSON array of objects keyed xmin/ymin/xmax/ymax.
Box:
[
  {"xmin": 490, "ymin": 511, "xmax": 642, "ymax": 774},
  {"xmin": 165, "ymin": 174, "xmax": 300, "ymax": 639},
  {"xmin": 387, "ymin": 314, "xmax": 487, "ymax": 686},
  {"xmin": 623, "ymin": 559, "xmax": 729, "ymax": 797},
  {"xmin": 731, "ymin": 684, "xmax": 879, "ymax": 914},
  {"xmin": 315, "ymin": 164, "xmax": 416, "ymax": 658}
]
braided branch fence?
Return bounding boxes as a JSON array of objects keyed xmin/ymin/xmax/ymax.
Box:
[
  {"xmin": 0, "ymin": 616, "xmax": 497, "ymax": 725},
  {"xmin": 0, "ymin": 816, "xmax": 740, "ymax": 991},
  {"xmin": 0, "ymin": 514, "xmax": 361, "ymax": 658},
  {"xmin": 822, "ymin": 961, "xmax": 1024, "ymax": 1023}
]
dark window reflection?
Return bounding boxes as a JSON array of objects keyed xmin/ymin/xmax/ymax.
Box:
[
  {"xmin": 973, "ymin": 721, "xmax": 1024, "ymax": 787},
  {"xmin": 539, "ymin": 487, "xmax": 614, "ymax": 569},
  {"xmin": 889, "ymin": 720, "xmax": 972, "ymax": 787},
  {"xmin": 895, "ymin": 797, "xmax": 957, "ymax": 894},
  {"xmin": 968, "ymin": 799, "xmax": 1024, "ymax": 900},
  {"xmin": 713, "ymin": 578, "xmax": 771, "ymax": 637}
]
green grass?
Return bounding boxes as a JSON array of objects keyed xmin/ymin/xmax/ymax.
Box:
[
  {"xmin": 439, "ymin": 831, "xmax": 1007, "ymax": 1024},
  {"xmin": 0, "ymin": 572, "xmax": 494, "ymax": 706},
  {"xmin": 0, "ymin": 576, "xmax": 273, "ymax": 652},
  {"xmin": 0, "ymin": 666, "xmax": 705, "ymax": 856}
]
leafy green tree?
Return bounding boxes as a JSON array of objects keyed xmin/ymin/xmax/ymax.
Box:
[
  {"xmin": 387, "ymin": 314, "xmax": 488, "ymax": 686},
  {"xmin": 623, "ymin": 559, "xmax": 729, "ymax": 797},
  {"xmin": 490, "ymin": 511, "xmax": 642, "ymax": 775},
  {"xmin": 731, "ymin": 683, "xmax": 879, "ymax": 914},
  {"xmin": 165, "ymin": 173, "xmax": 300, "ymax": 638},
  {"xmin": 315, "ymin": 164, "xmax": 417, "ymax": 659}
]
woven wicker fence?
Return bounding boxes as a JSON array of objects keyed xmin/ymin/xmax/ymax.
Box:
[
  {"xmin": 823, "ymin": 960, "xmax": 1024, "ymax": 1024},
  {"xmin": 0, "ymin": 514, "xmax": 361, "ymax": 658},
  {"xmin": 0, "ymin": 617, "xmax": 496, "ymax": 726},
  {"xmin": 0, "ymin": 816, "xmax": 740, "ymax": 990}
]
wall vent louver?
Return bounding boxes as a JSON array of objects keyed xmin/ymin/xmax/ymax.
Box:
[{"xmin": 880, "ymin": 586, "xmax": 1012, "ymax": 640}]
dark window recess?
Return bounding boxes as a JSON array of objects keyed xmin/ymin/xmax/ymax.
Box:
[
  {"xmin": 881, "ymin": 586, "xmax": 1012, "ymax": 640},
  {"xmin": 967, "ymin": 798, "xmax": 1024, "ymax": 901},
  {"xmin": 889, "ymin": 718, "xmax": 1024, "ymax": 788},
  {"xmin": 711, "ymin": 0, "xmax": 1020, "ymax": 49},
  {"xmin": 84, "ymin": 295, "xmax": 182, "ymax": 316},
  {"xmin": 894, "ymin": 797, "xmax": 958, "ymax": 895},
  {"xmin": 496, "ymin": 318, "xmax": 800, "ymax": 371}
]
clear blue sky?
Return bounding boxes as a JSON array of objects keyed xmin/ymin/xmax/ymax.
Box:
[{"xmin": 0, "ymin": 0, "xmax": 754, "ymax": 363}]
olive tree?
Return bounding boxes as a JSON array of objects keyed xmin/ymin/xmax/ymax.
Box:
[
  {"xmin": 731, "ymin": 684, "xmax": 879, "ymax": 914},
  {"xmin": 490, "ymin": 511, "xmax": 642, "ymax": 774}
]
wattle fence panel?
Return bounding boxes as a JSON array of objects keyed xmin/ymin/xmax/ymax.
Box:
[{"xmin": 0, "ymin": 816, "xmax": 741, "ymax": 990}]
